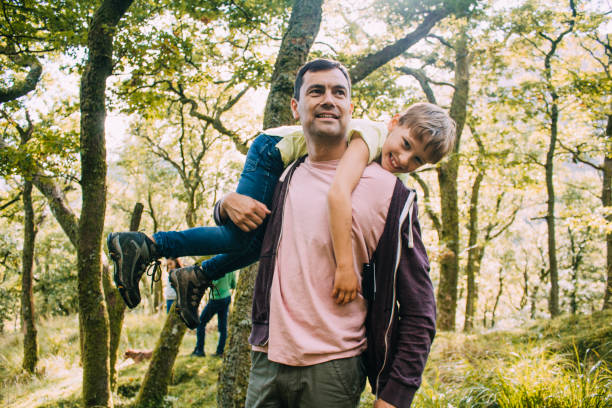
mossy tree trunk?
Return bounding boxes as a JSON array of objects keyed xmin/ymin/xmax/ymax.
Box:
[
  {"xmin": 21, "ymin": 180, "xmax": 38, "ymax": 373},
  {"xmin": 103, "ymin": 203, "xmax": 144, "ymax": 390},
  {"xmin": 218, "ymin": 264, "xmax": 257, "ymax": 407},
  {"xmin": 137, "ymin": 203, "xmax": 198, "ymax": 403},
  {"xmin": 436, "ymin": 30, "xmax": 469, "ymax": 331},
  {"xmin": 78, "ymin": 0, "xmax": 134, "ymax": 406},
  {"xmin": 539, "ymin": 5, "xmax": 576, "ymax": 316},
  {"xmin": 217, "ymin": 0, "xmax": 323, "ymax": 401},
  {"xmin": 262, "ymin": 0, "xmax": 323, "ymax": 129},
  {"xmin": 463, "ymin": 171, "xmax": 483, "ymax": 332},
  {"xmin": 136, "ymin": 308, "xmax": 187, "ymax": 407},
  {"xmin": 603, "ymin": 111, "xmax": 612, "ymax": 310}
]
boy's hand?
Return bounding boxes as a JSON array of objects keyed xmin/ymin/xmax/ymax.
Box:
[
  {"xmin": 332, "ymin": 265, "xmax": 359, "ymax": 305},
  {"xmin": 221, "ymin": 192, "xmax": 270, "ymax": 232}
]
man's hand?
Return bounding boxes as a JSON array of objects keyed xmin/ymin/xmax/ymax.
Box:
[
  {"xmin": 331, "ymin": 265, "xmax": 359, "ymax": 305},
  {"xmin": 220, "ymin": 192, "xmax": 270, "ymax": 232},
  {"xmin": 374, "ymin": 399, "xmax": 396, "ymax": 408}
]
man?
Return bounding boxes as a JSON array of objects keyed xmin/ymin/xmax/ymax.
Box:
[{"xmin": 219, "ymin": 59, "xmax": 436, "ymax": 408}]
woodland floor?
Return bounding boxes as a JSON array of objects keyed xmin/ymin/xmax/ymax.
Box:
[{"xmin": 1, "ymin": 310, "xmax": 610, "ymax": 407}]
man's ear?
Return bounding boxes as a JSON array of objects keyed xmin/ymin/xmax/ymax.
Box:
[
  {"xmin": 350, "ymin": 102, "xmax": 354, "ymax": 115},
  {"xmin": 387, "ymin": 113, "xmax": 400, "ymax": 132},
  {"xmin": 290, "ymin": 98, "xmax": 300, "ymax": 120}
]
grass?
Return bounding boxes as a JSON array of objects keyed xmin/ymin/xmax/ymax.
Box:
[{"xmin": 1, "ymin": 310, "xmax": 611, "ymax": 407}]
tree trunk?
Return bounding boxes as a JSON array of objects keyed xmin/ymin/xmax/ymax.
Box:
[
  {"xmin": 603, "ymin": 112, "xmax": 612, "ymax": 310},
  {"xmin": 436, "ymin": 30, "xmax": 469, "ymax": 331},
  {"xmin": 545, "ymin": 100, "xmax": 560, "ymax": 318},
  {"xmin": 103, "ymin": 203, "xmax": 143, "ymax": 390},
  {"xmin": 136, "ymin": 309, "xmax": 188, "ymax": 406},
  {"xmin": 262, "ymin": 0, "xmax": 323, "ymax": 128},
  {"xmin": 218, "ymin": 264, "xmax": 257, "ymax": 407},
  {"xmin": 78, "ymin": 1, "xmax": 134, "ymax": 406},
  {"xmin": 491, "ymin": 268, "xmax": 504, "ymax": 328},
  {"xmin": 21, "ymin": 180, "xmax": 38, "ymax": 373},
  {"xmin": 464, "ymin": 171, "xmax": 483, "ymax": 332},
  {"xmin": 216, "ymin": 0, "xmax": 325, "ymax": 400}
]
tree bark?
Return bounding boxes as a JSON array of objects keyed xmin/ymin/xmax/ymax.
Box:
[
  {"xmin": 603, "ymin": 112, "xmax": 612, "ymax": 310},
  {"xmin": 463, "ymin": 171, "xmax": 482, "ymax": 332},
  {"xmin": 21, "ymin": 180, "xmax": 38, "ymax": 373},
  {"xmin": 349, "ymin": 8, "xmax": 448, "ymax": 84},
  {"xmin": 545, "ymin": 86, "xmax": 560, "ymax": 319},
  {"xmin": 220, "ymin": 0, "xmax": 325, "ymax": 400},
  {"xmin": 78, "ymin": 0, "xmax": 134, "ymax": 406},
  {"xmin": 218, "ymin": 264, "xmax": 257, "ymax": 407},
  {"xmin": 262, "ymin": 0, "xmax": 323, "ymax": 129},
  {"xmin": 32, "ymin": 175, "xmax": 79, "ymax": 247},
  {"xmin": 136, "ymin": 309, "xmax": 187, "ymax": 406},
  {"xmin": 436, "ymin": 30, "xmax": 469, "ymax": 331},
  {"xmin": 103, "ymin": 203, "xmax": 143, "ymax": 390}
]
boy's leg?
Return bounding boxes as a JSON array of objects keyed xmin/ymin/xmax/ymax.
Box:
[
  {"xmin": 215, "ymin": 296, "xmax": 231, "ymax": 355},
  {"xmin": 153, "ymin": 134, "xmax": 284, "ymax": 260},
  {"xmin": 171, "ymin": 135, "xmax": 284, "ymax": 327}
]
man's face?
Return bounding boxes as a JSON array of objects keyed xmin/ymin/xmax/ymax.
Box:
[
  {"xmin": 291, "ymin": 68, "xmax": 353, "ymax": 142},
  {"xmin": 380, "ymin": 116, "xmax": 435, "ymax": 173}
]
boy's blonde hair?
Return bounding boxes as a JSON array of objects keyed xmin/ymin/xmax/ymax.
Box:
[{"xmin": 397, "ymin": 103, "xmax": 456, "ymax": 163}]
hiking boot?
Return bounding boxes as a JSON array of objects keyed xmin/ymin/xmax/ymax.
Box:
[
  {"xmin": 107, "ymin": 231, "xmax": 160, "ymax": 308},
  {"xmin": 169, "ymin": 264, "xmax": 212, "ymax": 329}
]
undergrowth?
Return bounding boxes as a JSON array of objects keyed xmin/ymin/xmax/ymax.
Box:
[{"xmin": 1, "ymin": 310, "xmax": 610, "ymax": 407}]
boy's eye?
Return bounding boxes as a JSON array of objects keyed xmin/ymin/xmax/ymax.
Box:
[{"xmin": 403, "ymin": 139, "xmax": 411, "ymax": 149}]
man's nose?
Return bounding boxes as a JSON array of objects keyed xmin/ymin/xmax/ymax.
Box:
[{"xmin": 321, "ymin": 89, "xmax": 335, "ymax": 105}]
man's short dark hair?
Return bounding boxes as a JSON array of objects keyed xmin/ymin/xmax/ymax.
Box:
[{"xmin": 293, "ymin": 59, "xmax": 351, "ymax": 100}]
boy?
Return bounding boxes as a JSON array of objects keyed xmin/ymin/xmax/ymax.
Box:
[{"xmin": 107, "ymin": 102, "xmax": 455, "ymax": 329}]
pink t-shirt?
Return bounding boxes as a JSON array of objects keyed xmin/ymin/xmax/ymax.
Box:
[{"xmin": 254, "ymin": 158, "xmax": 397, "ymax": 366}]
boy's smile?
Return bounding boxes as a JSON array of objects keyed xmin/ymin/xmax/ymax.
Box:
[{"xmin": 381, "ymin": 116, "xmax": 434, "ymax": 173}]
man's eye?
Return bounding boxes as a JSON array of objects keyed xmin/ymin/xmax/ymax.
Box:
[{"xmin": 335, "ymin": 89, "xmax": 346, "ymax": 96}]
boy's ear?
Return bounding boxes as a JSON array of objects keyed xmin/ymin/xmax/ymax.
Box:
[
  {"xmin": 290, "ymin": 98, "xmax": 300, "ymax": 120},
  {"xmin": 387, "ymin": 114, "xmax": 400, "ymax": 131}
]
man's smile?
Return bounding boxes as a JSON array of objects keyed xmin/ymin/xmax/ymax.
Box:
[{"xmin": 315, "ymin": 112, "xmax": 339, "ymax": 119}]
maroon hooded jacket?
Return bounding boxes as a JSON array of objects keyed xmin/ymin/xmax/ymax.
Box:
[{"xmin": 249, "ymin": 157, "xmax": 436, "ymax": 407}]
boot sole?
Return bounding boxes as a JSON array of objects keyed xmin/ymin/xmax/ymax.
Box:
[
  {"xmin": 169, "ymin": 271, "xmax": 199, "ymax": 329},
  {"xmin": 107, "ymin": 233, "xmax": 140, "ymax": 309}
]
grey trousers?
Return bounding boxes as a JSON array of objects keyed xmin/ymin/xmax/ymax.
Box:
[{"xmin": 245, "ymin": 351, "xmax": 366, "ymax": 408}]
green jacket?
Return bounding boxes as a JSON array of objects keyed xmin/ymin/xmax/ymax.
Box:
[{"xmin": 211, "ymin": 271, "xmax": 236, "ymax": 300}]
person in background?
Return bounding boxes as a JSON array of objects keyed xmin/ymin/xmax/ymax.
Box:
[
  {"xmin": 164, "ymin": 257, "xmax": 182, "ymax": 313},
  {"xmin": 191, "ymin": 270, "xmax": 236, "ymax": 357}
]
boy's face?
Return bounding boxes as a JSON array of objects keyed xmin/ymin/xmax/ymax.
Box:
[{"xmin": 381, "ymin": 115, "xmax": 434, "ymax": 173}]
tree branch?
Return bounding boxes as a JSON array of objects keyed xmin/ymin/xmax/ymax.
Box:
[{"xmin": 349, "ymin": 8, "xmax": 449, "ymax": 84}]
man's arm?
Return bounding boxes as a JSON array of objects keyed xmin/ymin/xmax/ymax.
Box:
[
  {"xmin": 379, "ymin": 201, "xmax": 436, "ymax": 407},
  {"xmin": 214, "ymin": 192, "xmax": 270, "ymax": 232}
]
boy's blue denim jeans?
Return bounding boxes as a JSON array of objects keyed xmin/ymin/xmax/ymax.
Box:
[{"xmin": 153, "ymin": 134, "xmax": 284, "ymax": 280}]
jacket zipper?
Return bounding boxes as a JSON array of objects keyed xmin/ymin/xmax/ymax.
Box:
[
  {"xmin": 261, "ymin": 161, "xmax": 297, "ymax": 346},
  {"xmin": 375, "ymin": 190, "xmax": 415, "ymax": 397}
]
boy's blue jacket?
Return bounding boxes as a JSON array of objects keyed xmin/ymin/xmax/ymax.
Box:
[{"xmin": 248, "ymin": 156, "xmax": 437, "ymax": 408}]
